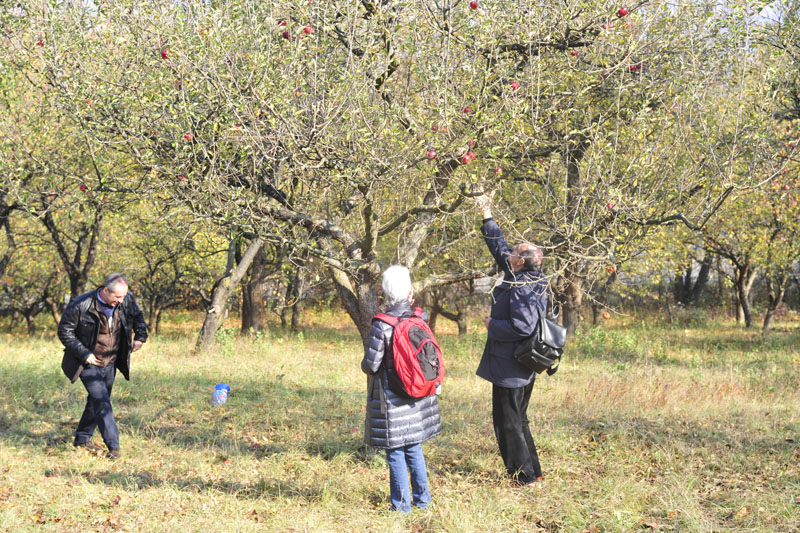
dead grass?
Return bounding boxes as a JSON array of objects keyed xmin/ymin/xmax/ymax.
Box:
[{"xmin": 0, "ymin": 315, "xmax": 798, "ymax": 532}]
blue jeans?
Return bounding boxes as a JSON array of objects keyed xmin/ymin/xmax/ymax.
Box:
[
  {"xmin": 75, "ymin": 363, "xmax": 119, "ymax": 450},
  {"xmin": 386, "ymin": 443, "xmax": 430, "ymax": 512}
]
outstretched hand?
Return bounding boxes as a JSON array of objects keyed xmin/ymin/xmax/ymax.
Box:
[{"xmin": 473, "ymin": 188, "xmax": 494, "ymax": 219}]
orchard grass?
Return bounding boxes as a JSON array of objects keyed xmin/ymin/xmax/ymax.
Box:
[{"xmin": 0, "ymin": 311, "xmax": 798, "ymax": 532}]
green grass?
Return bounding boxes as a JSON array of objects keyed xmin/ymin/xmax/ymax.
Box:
[{"xmin": 0, "ymin": 315, "xmax": 798, "ymax": 532}]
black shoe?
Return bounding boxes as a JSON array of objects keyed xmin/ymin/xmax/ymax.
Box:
[{"xmin": 74, "ymin": 441, "xmax": 104, "ymax": 452}]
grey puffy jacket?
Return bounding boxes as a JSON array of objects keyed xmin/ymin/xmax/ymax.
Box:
[{"xmin": 360, "ymin": 301, "xmax": 442, "ymax": 450}]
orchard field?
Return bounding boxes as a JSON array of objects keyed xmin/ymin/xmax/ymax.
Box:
[
  {"xmin": 0, "ymin": 311, "xmax": 798, "ymax": 532},
  {"xmin": 2, "ymin": 1, "xmax": 800, "ymax": 530}
]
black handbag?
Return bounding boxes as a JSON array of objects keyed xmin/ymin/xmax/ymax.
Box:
[{"xmin": 514, "ymin": 306, "xmax": 566, "ymax": 375}]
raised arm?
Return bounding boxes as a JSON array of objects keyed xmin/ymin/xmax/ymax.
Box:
[{"xmin": 474, "ymin": 193, "xmax": 512, "ymax": 276}]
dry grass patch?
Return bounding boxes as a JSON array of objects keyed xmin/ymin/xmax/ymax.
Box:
[{"xmin": 0, "ymin": 319, "xmax": 798, "ymax": 531}]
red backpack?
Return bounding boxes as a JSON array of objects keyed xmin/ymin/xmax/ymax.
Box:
[{"xmin": 373, "ymin": 307, "xmax": 445, "ymax": 399}]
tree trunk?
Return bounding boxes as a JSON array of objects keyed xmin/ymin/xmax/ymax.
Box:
[
  {"xmin": 44, "ymin": 296, "xmax": 61, "ymax": 328},
  {"xmin": 558, "ymin": 136, "xmax": 589, "ymax": 336},
  {"xmin": 24, "ymin": 313, "xmax": 36, "ymax": 336},
  {"xmin": 558, "ymin": 271, "xmax": 583, "ymax": 335},
  {"xmin": 457, "ymin": 313, "xmax": 467, "ymax": 335},
  {"xmin": 734, "ymin": 264, "xmax": 756, "ymax": 328},
  {"xmin": 195, "ymin": 238, "xmax": 264, "ymax": 353},
  {"xmin": 241, "ymin": 244, "xmax": 268, "ymax": 334},
  {"xmin": 327, "ymin": 264, "xmax": 381, "ymax": 347},
  {"xmin": 762, "ymin": 274, "xmax": 787, "ymax": 334},
  {"xmin": 428, "ymin": 308, "xmax": 439, "ymax": 333},
  {"xmin": 290, "ymin": 263, "xmax": 306, "ymax": 333},
  {"xmin": 280, "ymin": 276, "xmax": 292, "ymax": 329},
  {"xmin": 689, "ymin": 256, "xmax": 713, "ymax": 304},
  {"xmin": 154, "ymin": 305, "xmax": 167, "ymax": 335}
]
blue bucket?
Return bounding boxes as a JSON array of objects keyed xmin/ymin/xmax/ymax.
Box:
[{"xmin": 212, "ymin": 383, "xmax": 230, "ymax": 406}]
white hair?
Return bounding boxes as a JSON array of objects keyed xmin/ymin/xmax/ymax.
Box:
[{"xmin": 382, "ymin": 265, "xmax": 412, "ymax": 305}]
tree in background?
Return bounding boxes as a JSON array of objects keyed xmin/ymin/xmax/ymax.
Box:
[{"xmin": 1, "ymin": 0, "xmax": 790, "ymax": 342}]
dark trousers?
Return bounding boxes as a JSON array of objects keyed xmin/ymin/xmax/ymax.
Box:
[
  {"xmin": 492, "ymin": 380, "xmax": 542, "ymax": 484},
  {"xmin": 75, "ymin": 363, "xmax": 119, "ymax": 450}
]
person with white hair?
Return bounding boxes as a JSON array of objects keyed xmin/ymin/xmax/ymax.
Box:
[{"xmin": 361, "ymin": 265, "xmax": 442, "ymax": 512}]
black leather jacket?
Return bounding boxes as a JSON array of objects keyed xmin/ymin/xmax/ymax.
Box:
[{"xmin": 58, "ymin": 288, "xmax": 148, "ymax": 383}]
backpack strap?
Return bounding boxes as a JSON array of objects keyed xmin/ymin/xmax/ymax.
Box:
[
  {"xmin": 375, "ymin": 307, "xmax": 424, "ymax": 326},
  {"xmin": 373, "ymin": 313, "xmax": 400, "ymax": 326}
]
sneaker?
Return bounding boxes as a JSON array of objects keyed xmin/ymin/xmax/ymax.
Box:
[
  {"xmin": 74, "ymin": 441, "xmax": 104, "ymax": 452},
  {"xmin": 107, "ymin": 449, "xmax": 121, "ymax": 460},
  {"xmin": 519, "ymin": 476, "xmax": 544, "ymax": 488}
]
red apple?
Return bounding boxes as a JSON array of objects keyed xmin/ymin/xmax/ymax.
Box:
[
  {"xmin": 463, "ymin": 106, "xmax": 471, "ymax": 114},
  {"xmin": 431, "ymin": 125, "xmax": 439, "ymax": 132},
  {"xmin": 470, "ymin": 0, "xmax": 478, "ymax": 9},
  {"xmin": 37, "ymin": 38, "xmax": 44, "ymax": 47},
  {"xmin": 570, "ymin": 50, "xmax": 578, "ymax": 57},
  {"xmin": 427, "ymin": 150, "xmax": 437, "ymax": 160},
  {"xmin": 461, "ymin": 152, "xmax": 476, "ymax": 164},
  {"xmin": 278, "ymin": 19, "xmax": 287, "ymax": 26},
  {"xmin": 282, "ymin": 31, "xmax": 291, "ymax": 40},
  {"xmin": 606, "ymin": 266, "xmax": 616, "ymax": 273},
  {"xmin": 304, "ymin": 26, "xmax": 313, "ymax": 34},
  {"xmin": 295, "ymin": 90, "xmax": 301, "ymax": 97},
  {"xmin": 80, "ymin": 184, "xmax": 87, "ymax": 192},
  {"xmin": 466, "ymin": 151, "xmax": 476, "ymax": 161},
  {"xmin": 602, "ymin": 311, "xmax": 611, "ymax": 320},
  {"xmin": 161, "ymin": 48, "xmax": 168, "ymax": 59},
  {"xmin": 184, "ymin": 133, "xmax": 193, "ymax": 141},
  {"xmin": 178, "ymin": 174, "xmax": 187, "ymax": 182},
  {"xmin": 606, "ymin": 201, "xmax": 615, "ymax": 210},
  {"xmin": 510, "ymin": 81, "xmax": 520, "ymax": 91},
  {"xmin": 537, "ymin": 157, "xmax": 543, "ymax": 163},
  {"xmin": 467, "ymin": 140, "xmax": 476, "ymax": 148},
  {"xmin": 784, "ymin": 184, "xmax": 791, "ymax": 191},
  {"xmin": 617, "ymin": 7, "xmax": 628, "ymax": 17},
  {"xmin": 494, "ymin": 167, "xmax": 503, "ymax": 175}
]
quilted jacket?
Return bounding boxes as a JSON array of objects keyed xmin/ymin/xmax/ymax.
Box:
[{"xmin": 360, "ymin": 301, "xmax": 442, "ymax": 450}]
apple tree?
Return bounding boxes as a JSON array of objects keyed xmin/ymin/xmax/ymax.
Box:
[{"xmin": 13, "ymin": 0, "xmax": 784, "ymax": 341}]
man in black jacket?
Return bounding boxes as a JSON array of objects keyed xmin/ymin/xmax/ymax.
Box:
[
  {"xmin": 58, "ymin": 273, "xmax": 147, "ymax": 458},
  {"xmin": 474, "ymin": 192, "xmax": 548, "ymax": 487}
]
